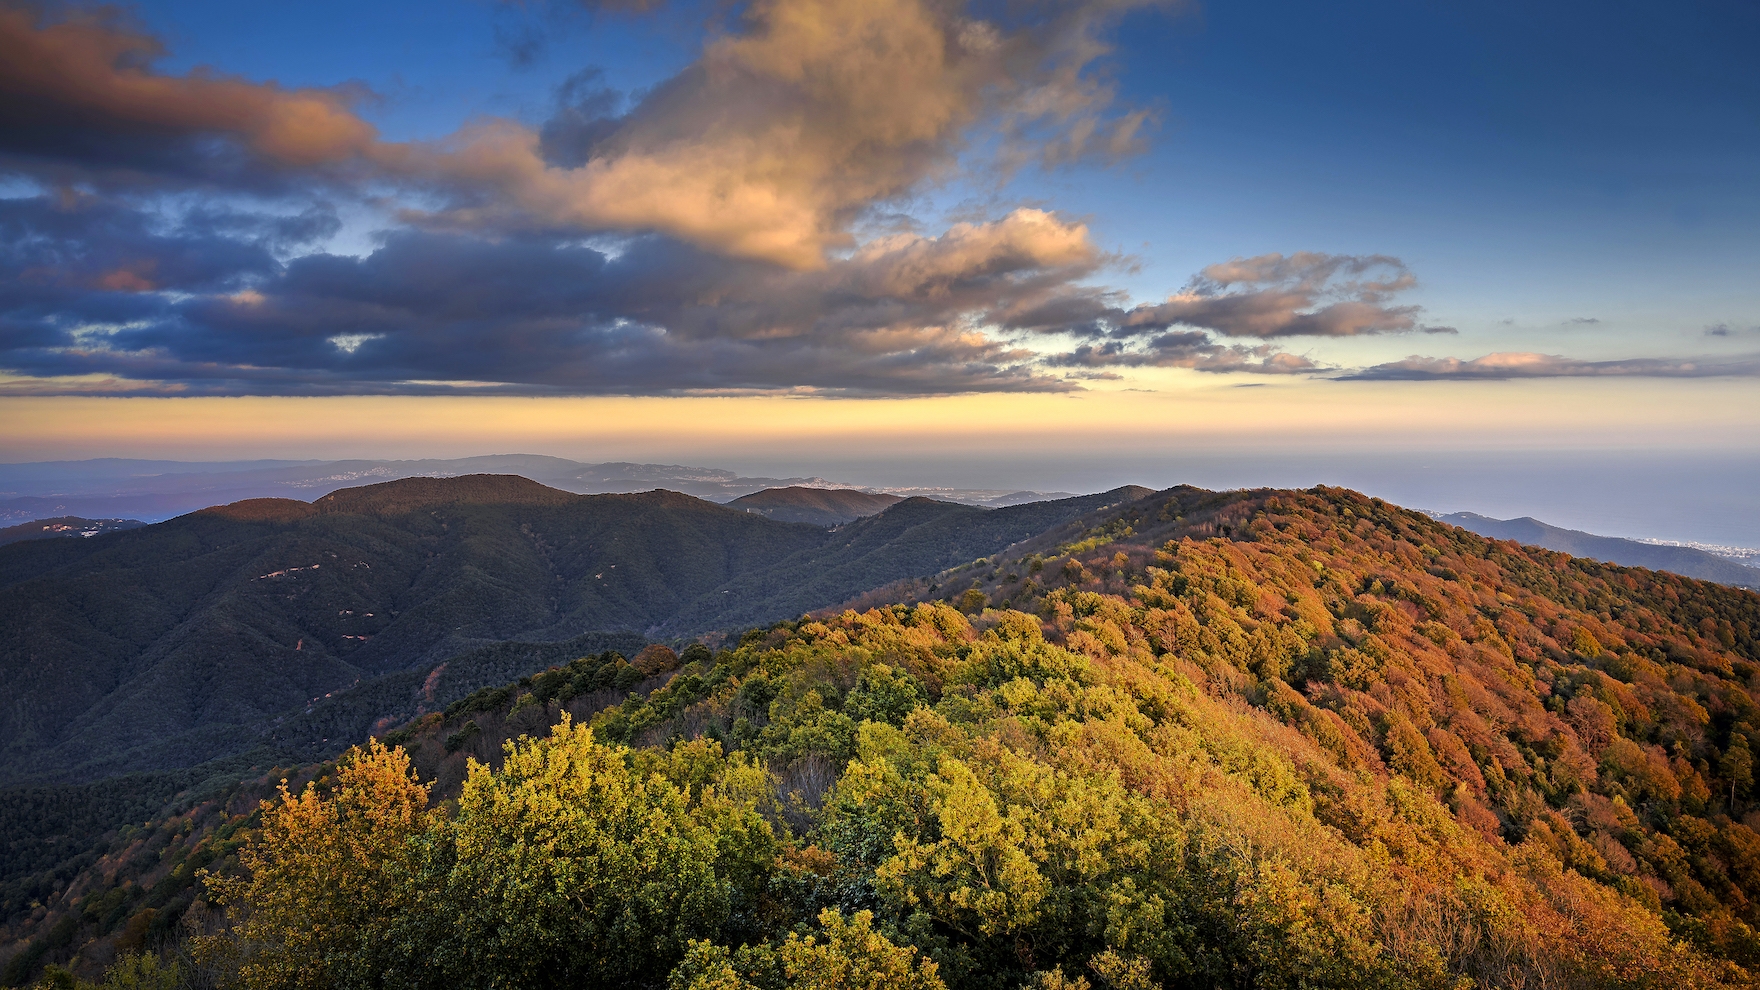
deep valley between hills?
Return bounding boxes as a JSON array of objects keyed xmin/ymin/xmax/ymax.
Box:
[{"xmin": 5, "ymin": 476, "xmax": 1760, "ymax": 988}]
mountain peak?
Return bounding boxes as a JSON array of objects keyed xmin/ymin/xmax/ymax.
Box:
[
  {"xmin": 195, "ymin": 498, "xmax": 318, "ymax": 523},
  {"xmin": 728, "ymin": 486, "xmax": 903, "ymax": 525},
  {"xmin": 313, "ymin": 474, "xmax": 579, "ymax": 515}
]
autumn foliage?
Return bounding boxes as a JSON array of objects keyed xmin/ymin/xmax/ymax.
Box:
[{"xmin": 175, "ymin": 486, "xmax": 1760, "ymax": 989}]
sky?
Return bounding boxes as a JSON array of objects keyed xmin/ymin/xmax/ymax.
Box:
[{"xmin": 0, "ymin": 0, "xmax": 1756, "ymax": 538}]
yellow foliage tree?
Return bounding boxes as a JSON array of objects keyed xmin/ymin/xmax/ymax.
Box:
[{"xmin": 200, "ymin": 738, "xmax": 431, "ymax": 990}]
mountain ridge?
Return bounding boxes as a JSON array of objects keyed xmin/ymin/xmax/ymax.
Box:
[
  {"xmin": 0, "ymin": 478, "xmax": 1138, "ymax": 784},
  {"xmin": 1440, "ymin": 510, "xmax": 1760, "ymax": 588}
]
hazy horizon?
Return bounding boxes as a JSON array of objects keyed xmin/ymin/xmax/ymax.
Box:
[{"xmin": 5, "ymin": 447, "xmax": 1756, "ymax": 549}]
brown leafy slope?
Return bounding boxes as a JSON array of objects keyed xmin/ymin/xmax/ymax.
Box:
[{"xmin": 890, "ymin": 485, "xmax": 1760, "ymax": 966}]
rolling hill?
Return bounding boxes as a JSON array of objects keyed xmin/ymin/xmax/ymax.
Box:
[
  {"xmin": 0, "ymin": 476, "xmax": 1140, "ymax": 784},
  {"xmin": 726, "ymin": 486, "xmax": 903, "ymax": 525}
]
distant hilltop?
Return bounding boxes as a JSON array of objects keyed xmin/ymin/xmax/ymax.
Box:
[
  {"xmin": 728, "ymin": 486, "xmax": 903, "ymax": 525},
  {"xmin": 1437, "ymin": 511, "xmax": 1760, "ymax": 589},
  {"xmin": 0, "ymin": 516, "xmax": 144, "ymax": 547}
]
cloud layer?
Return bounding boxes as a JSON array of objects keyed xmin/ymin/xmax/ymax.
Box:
[
  {"xmin": 1, "ymin": 195, "xmax": 1112, "ymax": 394},
  {"xmin": 1346, "ymin": 352, "xmax": 1760, "ymax": 381},
  {"xmin": 3, "ymin": 1, "xmax": 1736, "ymax": 396}
]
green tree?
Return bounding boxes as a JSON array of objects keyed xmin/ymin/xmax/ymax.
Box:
[
  {"xmin": 668, "ymin": 910, "xmax": 946, "ymax": 990},
  {"xmin": 97, "ymin": 953, "xmax": 180, "ymax": 990},
  {"xmin": 413, "ymin": 715, "xmax": 729, "ymax": 989}
]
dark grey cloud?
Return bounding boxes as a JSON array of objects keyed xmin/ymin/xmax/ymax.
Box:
[
  {"xmin": 983, "ymin": 250, "xmax": 1444, "ymax": 372},
  {"xmin": 537, "ymin": 69, "xmax": 626, "ymax": 168},
  {"xmin": 1342, "ymin": 351, "xmax": 1760, "ymax": 381},
  {"xmin": 1, "ymin": 189, "xmax": 1378, "ymax": 393},
  {"xmin": 1000, "ymin": 250, "xmax": 1437, "ymax": 343},
  {"xmin": 1043, "ymin": 331, "xmax": 1319, "ymax": 375},
  {"xmin": 1706, "ymin": 323, "xmax": 1759, "ymax": 337},
  {"xmin": 0, "ymin": 195, "xmax": 1098, "ymax": 394},
  {"xmin": 0, "ymin": 193, "xmax": 287, "ymax": 359}
]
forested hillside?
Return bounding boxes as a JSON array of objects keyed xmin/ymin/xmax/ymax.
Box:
[
  {"xmin": 0, "ymin": 477, "xmax": 1135, "ymax": 784},
  {"xmin": 728, "ymin": 487, "xmax": 903, "ymax": 525},
  {"xmin": 8, "ymin": 485, "xmax": 1760, "ymax": 988}
]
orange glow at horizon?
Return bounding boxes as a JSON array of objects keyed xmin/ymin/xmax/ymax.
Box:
[{"xmin": 3, "ymin": 375, "xmax": 1756, "ymax": 464}]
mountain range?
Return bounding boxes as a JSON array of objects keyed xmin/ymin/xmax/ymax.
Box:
[
  {"xmin": 0, "ymin": 456, "xmax": 1074, "ymax": 525},
  {"xmin": 0, "ymin": 475, "xmax": 1144, "ymax": 784},
  {"xmin": 7, "ymin": 479, "xmax": 1760, "ymax": 987}
]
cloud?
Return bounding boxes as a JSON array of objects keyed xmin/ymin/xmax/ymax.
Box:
[
  {"xmin": 0, "ymin": 5, "xmax": 378, "ymax": 188},
  {"xmin": 1, "ymin": 0, "xmax": 1155, "ymax": 269},
  {"xmin": 1044, "ymin": 332, "xmax": 1320, "ymax": 375},
  {"xmin": 1706, "ymin": 323, "xmax": 1759, "ymax": 337},
  {"xmin": 389, "ymin": 0, "xmax": 1162, "ymax": 267},
  {"xmin": 4, "ymin": 2, "xmax": 1447, "ymax": 396},
  {"xmin": 1117, "ymin": 252, "xmax": 1426, "ymax": 338},
  {"xmin": 0, "ymin": 196, "xmax": 1100, "ymax": 395},
  {"xmin": 1567, "ymin": 317, "xmax": 1600, "ymax": 325},
  {"xmin": 977, "ymin": 249, "xmax": 1442, "ymax": 374},
  {"xmin": 1343, "ymin": 351, "xmax": 1760, "ymax": 381}
]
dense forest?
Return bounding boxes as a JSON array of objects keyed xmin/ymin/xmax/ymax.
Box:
[{"xmin": 8, "ymin": 485, "xmax": 1760, "ymax": 988}]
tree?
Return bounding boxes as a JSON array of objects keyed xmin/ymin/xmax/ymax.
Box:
[
  {"xmin": 668, "ymin": 910, "xmax": 946, "ymax": 990},
  {"xmin": 1722, "ymin": 734, "xmax": 1754, "ymax": 804},
  {"xmin": 415, "ymin": 715, "xmax": 728, "ymax": 989},
  {"xmin": 200, "ymin": 739, "xmax": 431, "ymax": 990}
]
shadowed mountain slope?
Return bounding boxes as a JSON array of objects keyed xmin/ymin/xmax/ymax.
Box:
[
  {"xmin": 1441, "ymin": 511, "xmax": 1760, "ymax": 588},
  {"xmin": 0, "ymin": 477, "xmax": 1144, "ymax": 783},
  {"xmin": 726, "ymin": 486, "xmax": 903, "ymax": 525},
  {"xmin": 654, "ymin": 486, "xmax": 1155, "ymax": 635}
]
